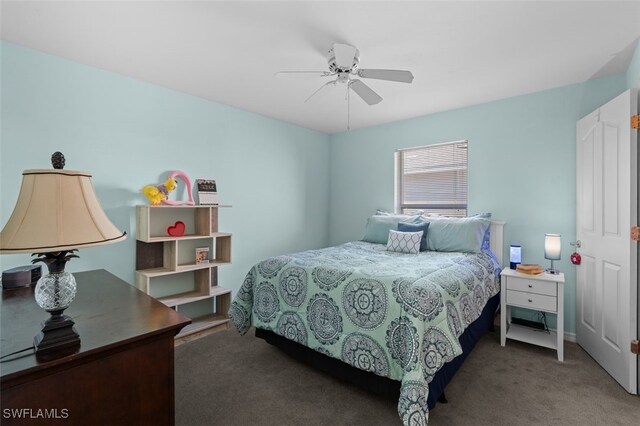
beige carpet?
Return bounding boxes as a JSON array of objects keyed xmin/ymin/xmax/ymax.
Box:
[{"xmin": 175, "ymin": 328, "xmax": 640, "ymax": 425}]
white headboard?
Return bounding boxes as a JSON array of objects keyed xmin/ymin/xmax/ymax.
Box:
[{"xmin": 489, "ymin": 220, "xmax": 506, "ymax": 266}]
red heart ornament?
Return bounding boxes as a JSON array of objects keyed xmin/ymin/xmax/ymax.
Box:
[
  {"xmin": 570, "ymin": 252, "xmax": 581, "ymax": 265},
  {"xmin": 167, "ymin": 221, "xmax": 186, "ymax": 237}
]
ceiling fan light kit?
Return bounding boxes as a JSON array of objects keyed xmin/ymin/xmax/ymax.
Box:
[
  {"xmin": 327, "ymin": 43, "xmax": 360, "ymax": 74},
  {"xmin": 277, "ymin": 43, "xmax": 414, "ymax": 130}
]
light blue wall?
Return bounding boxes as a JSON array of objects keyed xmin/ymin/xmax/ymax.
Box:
[
  {"xmin": 1, "ymin": 41, "xmax": 635, "ymax": 334},
  {"xmin": 329, "ymin": 74, "xmax": 628, "ymax": 334},
  {"xmin": 626, "ymin": 40, "xmax": 640, "ymax": 89},
  {"xmin": 0, "ymin": 42, "xmax": 331, "ymax": 295}
]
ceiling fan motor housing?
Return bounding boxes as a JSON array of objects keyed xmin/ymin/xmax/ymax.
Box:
[{"xmin": 327, "ymin": 46, "xmax": 360, "ymax": 74}]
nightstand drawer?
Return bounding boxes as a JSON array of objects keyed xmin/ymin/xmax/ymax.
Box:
[
  {"xmin": 506, "ymin": 276, "xmax": 557, "ymax": 297},
  {"xmin": 506, "ymin": 290, "xmax": 557, "ymax": 312}
]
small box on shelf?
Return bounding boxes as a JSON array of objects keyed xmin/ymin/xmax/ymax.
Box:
[{"xmin": 196, "ymin": 247, "xmax": 209, "ymax": 264}]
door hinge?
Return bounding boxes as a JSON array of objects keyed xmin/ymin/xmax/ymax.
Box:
[
  {"xmin": 632, "ymin": 340, "xmax": 639, "ymax": 355},
  {"xmin": 633, "ymin": 115, "xmax": 639, "ymax": 129},
  {"xmin": 632, "ymin": 226, "xmax": 640, "ymax": 241}
]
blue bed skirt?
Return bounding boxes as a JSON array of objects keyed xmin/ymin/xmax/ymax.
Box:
[{"xmin": 255, "ymin": 291, "xmax": 500, "ymax": 409}]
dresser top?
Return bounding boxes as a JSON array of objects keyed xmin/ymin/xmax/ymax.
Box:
[{"xmin": 0, "ymin": 269, "xmax": 190, "ymax": 380}]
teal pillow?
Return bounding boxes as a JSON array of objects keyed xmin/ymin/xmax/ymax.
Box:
[
  {"xmin": 425, "ymin": 216, "xmax": 490, "ymax": 253},
  {"xmin": 363, "ymin": 215, "xmax": 422, "ymax": 244}
]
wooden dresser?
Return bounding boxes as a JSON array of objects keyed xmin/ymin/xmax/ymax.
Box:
[{"xmin": 0, "ymin": 269, "xmax": 191, "ymax": 425}]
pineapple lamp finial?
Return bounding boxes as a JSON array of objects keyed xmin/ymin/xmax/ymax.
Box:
[{"xmin": 51, "ymin": 152, "xmax": 65, "ymax": 170}]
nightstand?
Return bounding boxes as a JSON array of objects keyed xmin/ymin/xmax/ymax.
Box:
[{"xmin": 500, "ymin": 268, "xmax": 565, "ymax": 361}]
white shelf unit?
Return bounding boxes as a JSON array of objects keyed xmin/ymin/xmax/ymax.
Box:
[{"xmin": 135, "ymin": 205, "xmax": 232, "ymax": 343}]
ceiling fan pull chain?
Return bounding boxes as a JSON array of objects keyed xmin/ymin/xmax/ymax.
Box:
[{"xmin": 347, "ymin": 83, "xmax": 351, "ymax": 131}]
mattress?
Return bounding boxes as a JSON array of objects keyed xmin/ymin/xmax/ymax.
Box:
[{"xmin": 230, "ymin": 241, "xmax": 501, "ymax": 425}]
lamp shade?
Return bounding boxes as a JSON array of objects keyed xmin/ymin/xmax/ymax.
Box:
[
  {"xmin": 544, "ymin": 234, "xmax": 561, "ymax": 261},
  {"xmin": 0, "ymin": 169, "xmax": 126, "ymax": 253}
]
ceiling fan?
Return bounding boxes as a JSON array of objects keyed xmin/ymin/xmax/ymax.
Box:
[{"xmin": 276, "ymin": 43, "xmax": 414, "ymax": 114}]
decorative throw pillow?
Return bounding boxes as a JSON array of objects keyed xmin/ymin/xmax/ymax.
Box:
[
  {"xmin": 386, "ymin": 230, "xmax": 423, "ymax": 254},
  {"xmin": 397, "ymin": 221, "xmax": 430, "ymax": 251}
]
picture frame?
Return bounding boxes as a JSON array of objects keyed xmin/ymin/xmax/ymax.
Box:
[
  {"xmin": 195, "ymin": 247, "xmax": 209, "ymax": 264},
  {"xmin": 196, "ymin": 179, "xmax": 218, "ymax": 205}
]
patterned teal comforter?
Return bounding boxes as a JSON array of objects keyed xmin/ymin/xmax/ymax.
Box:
[{"xmin": 229, "ymin": 241, "xmax": 500, "ymax": 425}]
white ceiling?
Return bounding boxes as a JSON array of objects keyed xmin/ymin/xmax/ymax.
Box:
[{"xmin": 2, "ymin": 1, "xmax": 640, "ymax": 134}]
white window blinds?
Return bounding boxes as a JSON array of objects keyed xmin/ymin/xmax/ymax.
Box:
[{"xmin": 397, "ymin": 141, "xmax": 468, "ymax": 217}]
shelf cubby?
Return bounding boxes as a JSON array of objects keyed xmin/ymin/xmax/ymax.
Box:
[
  {"xmin": 171, "ymin": 288, "xmax": 232, "ymax": 340},
  {"xmin": 136, "ymin": 205, "xmax": 231, "ymax": 242}
]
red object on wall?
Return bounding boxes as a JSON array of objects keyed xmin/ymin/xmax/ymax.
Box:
[
  {"xmin": 570, "ymin": 252, "xmax": 581, "ymax": 265},
  {"xmin": 167, "ymin": 221, "xmax": 186, "ymax": 237}
]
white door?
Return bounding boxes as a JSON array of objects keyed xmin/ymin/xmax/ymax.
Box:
[{"xmin": 576, "ymin": 89, "xmax": 638, "ymax": 394}]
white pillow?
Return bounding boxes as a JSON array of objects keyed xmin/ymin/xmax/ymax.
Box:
[{"xmin": 386, "ymin": 230, "xmax": 423, "ymax": 254}]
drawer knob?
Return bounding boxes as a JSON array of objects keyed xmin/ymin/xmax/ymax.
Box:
[
  {"xmin": 528, "ymin": 299, "xmax": 533, "ymax": 303},
  {"xmin": 528, "ymin": 284, "xmax": 532, "ymax": 288}
]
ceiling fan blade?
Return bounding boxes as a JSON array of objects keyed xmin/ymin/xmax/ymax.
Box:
[
  {"xmin": 357, "ymin": 69, "xmax": 414, "ymax": 83},
  {"xmin": 349, "ymin": 79, "xmax": 383, "ymax": 105},
  {"xmin": 333, "ymin": 43, "xmax": 357, "ymax": 69},
  {"xmin": 275, "ymin": 71, "xmax": 333, "ymax": 78},
  {"xmin": 305, "ymin": 80, "xmax": 336, "ymax": 103}
]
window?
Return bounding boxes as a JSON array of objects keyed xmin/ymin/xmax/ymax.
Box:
[{"xmin": 395, "ymin": 140, "xmax": 468, "ymax": 217}]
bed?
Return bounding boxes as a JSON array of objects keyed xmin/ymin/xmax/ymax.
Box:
[{"xmin": 230, "ymin": 220, "xmax": 504, "ymax": 426}]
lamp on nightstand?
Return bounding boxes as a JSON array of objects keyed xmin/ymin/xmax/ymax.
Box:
[
  {"xmin": 544, "ymin": 233, "xmax": 561, "ymax": 275},
  {"xmin": 0, "ymin": 152, "xmax": 127, "ymax": 356}
]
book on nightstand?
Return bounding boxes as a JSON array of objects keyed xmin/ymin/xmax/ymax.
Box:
[{"xmin": 516, "ymin": 264, "xmax": 544, "ymax": 275}]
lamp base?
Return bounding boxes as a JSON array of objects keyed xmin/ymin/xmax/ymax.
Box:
[
  {"xmin": 34, "ymin": 310, "xmax": 80, "ymax": 355},
  {"xmin": 545, "ymin": 259, "xmax": 560, "ymax": 275}
]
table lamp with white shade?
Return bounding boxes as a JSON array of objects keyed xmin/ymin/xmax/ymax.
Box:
[{"xmin": 544, "ymin": 233, "xmax": 561, "ymax": 275}]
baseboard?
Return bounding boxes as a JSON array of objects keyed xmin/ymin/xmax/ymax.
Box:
[{"xmin": 562, "ymin": 330, "xmax": 577, "ymax": 343}]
